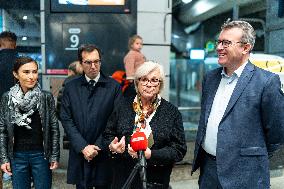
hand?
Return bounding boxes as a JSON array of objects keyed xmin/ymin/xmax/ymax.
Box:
[
  {"xmin": 144, "ymin": 147, "xmax": 151, "ymax": 159},
  {"xmin": 109, "ymin": 136, "xmax": 126, "ymax": 154},
  {"xmin": 50, "ymin": 161, "xmax": 59, "ymax": 170},
  {"xmin": 1, "ymin": 162, "xmax": 12, "ymax": 176},
  {"xmin": 82, "ymin": 145, "xmax": 101, "ymax": 161},
  {"xmin": 128, "ymin": 144, "xmax": 138, "ymax": 159}
]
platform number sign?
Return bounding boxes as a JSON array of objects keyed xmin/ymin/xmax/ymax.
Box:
[{"xmin": 65, "ymin": 28, "xmax": 81, "ymax": 51}]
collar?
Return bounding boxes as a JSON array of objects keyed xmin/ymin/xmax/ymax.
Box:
[
  {"xmin": 84, "ymin": 72, "xmax": 100, "ymax": 83},
  {"xmin": 221, "ymin": 61, "xmax": 248, "ymax": 78}
]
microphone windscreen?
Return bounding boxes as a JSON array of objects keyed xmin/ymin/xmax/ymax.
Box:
[{"xmin": 130, "ymin": 131, "xmax": 148, "ymax": 152}]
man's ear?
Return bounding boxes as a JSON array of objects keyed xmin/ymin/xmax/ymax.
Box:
[{"xmin": 242, "ymin": 43, "xmax": 252, "ymax": 54}]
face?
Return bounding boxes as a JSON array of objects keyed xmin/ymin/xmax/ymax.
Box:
[
  {"xmin": 138, "ymin": 69, "xmax": 161, "ymax": 101},
  {"xmin": 13, "ymin": 61, "xmax": 38, "ymax": 93},
  {"xmin": 81, "ymin": 50, "xmax": 101, "ymax": 79},
  {"xmin": 131, "ymin": 38, "xmax": 143, "ymax": 51},
  {"xmin": 216, "ymin": 27, "xmax": 249, "ymax": 70}
]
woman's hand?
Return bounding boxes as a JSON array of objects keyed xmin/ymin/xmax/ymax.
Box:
[
  {"xmin": 50, "ymin": 161, "xmax": 59, "ymax": 170},
  {"xmin": 109, "ymin": 136, "xmax": 126, "ymax": 154},
  {"xmin": 128, "ymin": 144, "xmax": 138, "ymax": 158},
  {"xmin": 144, "ymin": 147, "xmax": 151, "ymax": 159},
  {"xmin": 1, "ymin": 162, "xmax": 12, "ymax": 176}
]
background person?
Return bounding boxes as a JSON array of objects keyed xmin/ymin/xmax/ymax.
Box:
[
  {"xmin": 192, "ymin": 20, "xmax": 284, "ymax": 189},
  {"xmin": 56, "ymin": 60, "xmax": 83, "ymax": 149},
  {"xmin": 103, "ymin": 61, "xmax": 187, "ymax": 189},
  {"xmin": 0, "ymin": 31, "xmax": 18, "ymax": 97},
  {"xmin": 123, "ymin": 34, "xmax": 146, "ymax": 97},
  {"xmin": 60, "ymin": 44, "xmax": 122, "ymax": 189},
  {"xmin": 0, "ymin": 56, "xmax": 60, "ymax": 189}
]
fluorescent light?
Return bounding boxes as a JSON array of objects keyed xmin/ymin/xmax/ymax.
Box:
[
  {"xmin": 23, "ymin": 15, "xmax": 28, "ymax": 20},
  {"xmin": 173, "ymin": 34, "xmax": 180, "ymax": 39},
  {"xmin": 182, "ymin": 0, "xmax": 192, "ymax": 4},
  {"xmin": 22, "ymin": 36, "xmax": 27, "ymax": 41}
]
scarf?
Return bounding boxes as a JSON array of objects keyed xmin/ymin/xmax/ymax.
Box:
[
  {"xmin": 133, "ymin": 94, "xmax": 161, "ymax": 148},
  {"xmin": 8, "ymin": 83, "xmax": 41, "ymax": 129}
]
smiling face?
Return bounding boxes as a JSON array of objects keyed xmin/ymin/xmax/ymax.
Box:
[
  {"xmin": 137, "ymin": 69, "xmax": 161, "ymax": 101},
  {"xmin": 216, "ymin": 27, "xmax": 251, "ymax": 75},
  {"xmin": 13, "ymin": 61, "xmax": 38, "ymax": 93}
]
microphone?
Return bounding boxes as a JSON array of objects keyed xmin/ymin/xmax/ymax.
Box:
[
  {"xmin": 130, "ymin": 131, "xmax": 148, "ymax": 152},
  {"xmin": 130, "ymin": 131, "xmax": 148, "ymax": 188}
]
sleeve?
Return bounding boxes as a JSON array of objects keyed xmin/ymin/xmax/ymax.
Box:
[
  {"xmin": 56, "ymin": 86, "xmax": 64, "ymax": 120},
  {"xmin": 261, "ymin": 74, "xmax": 284, "ymax": 155},
  {"xmin": 47, "ymin": 93, "xmax": 60, "ymax": 162},
  {"xmin": 95, "ymin": 82, "xmax": 123, "ymax": 149},
  {"xmin": 0, "ymin": 95, "xmax": 9, "ymax": 165},
  {"xmin": 124, "ymin": 52, "xmax": 136, "ymax": 80},
  {"xmin": 60, "ymin": 86, "xmax": 88, "ymax": 154},
  {"xmin": 149, "ymin": 109, "xmax": 187, "ymax": 165}
]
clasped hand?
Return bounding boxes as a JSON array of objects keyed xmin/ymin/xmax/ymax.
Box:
[{"xmin": 82, "ymin": 144, "xmax": 101, "ymax": 161}]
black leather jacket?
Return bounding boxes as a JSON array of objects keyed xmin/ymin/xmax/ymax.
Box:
[{"xmin": 0, "ymin": 91, "xmax": 60, "ymax": 164}]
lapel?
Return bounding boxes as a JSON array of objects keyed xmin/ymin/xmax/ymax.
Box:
[
  {"xmin": 220, "ymin": 61, "xmax": 255, "ymax": 123},
  {"xmin": 204, "ymin": 68, "xmax": 222, "ymax": 125}
]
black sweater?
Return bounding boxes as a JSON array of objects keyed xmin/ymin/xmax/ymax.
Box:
[{"xmin": 103, "ymin": 96, "xmax": 187, "ymax": 188}]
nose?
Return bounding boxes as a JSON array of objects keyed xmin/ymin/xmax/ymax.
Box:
[{"xmin": 90, "ymin": 63, "xmax": 97, "ymax": 69}]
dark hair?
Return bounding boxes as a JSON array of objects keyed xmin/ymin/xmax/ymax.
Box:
[
  {"xmin": 78, "ymin": 44, "xmax": 102, "ymax": 63},
  {"xmin": 14, "ymin": 56, "xmax": 38, "ymax": 74},
  {"xmin": 0, "ymin": 31, "xmax": 17, "ymax": 42}
]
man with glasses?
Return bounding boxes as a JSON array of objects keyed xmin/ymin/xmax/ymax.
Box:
[
  {"xmin": 60, "ymin": 44, "xmax": 122, "ymax": 189},
  {"xmin": 192, "ymin": 20, "xmax": 284, "ymax": 189}
]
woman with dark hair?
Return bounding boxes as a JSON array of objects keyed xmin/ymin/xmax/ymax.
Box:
[{"xmin": 0, "ymin": 56, "xmax": 60, "ymax": 189}]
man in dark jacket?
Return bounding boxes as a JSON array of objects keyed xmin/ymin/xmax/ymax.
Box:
[
  {"xmin": 0, "ymin": 31, "xmax": 18, "ymax": 97},
  {"xmin": 60, "ymin": 44, "xmax": 122, "ymax": 189}
]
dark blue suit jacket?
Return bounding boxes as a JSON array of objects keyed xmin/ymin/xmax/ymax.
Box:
[
  {"xmin": 60, "ymin": 73, "xmax": 122, "ymax": 185},
  {"xmin": 192, "ymin": 61, "xmax": 284, "ymax": 189}
]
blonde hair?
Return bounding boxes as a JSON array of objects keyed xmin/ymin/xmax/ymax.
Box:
[
  {"xmin": 134, "ymin": 61, "xmax": 165, "ymax": 93},
  {"xmin": 128, "ymin": 35, "xmax": 143, "ymax": 50}
]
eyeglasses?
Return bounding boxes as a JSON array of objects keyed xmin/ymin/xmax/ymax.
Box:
[
  {"xmin": 139, "ymin": 77, "xmax": 162, "ymax": 86},
  {"xmin": 82, "ymin": 59, "xmax": 101, "ymax": 66},
  {"xmin": 215, "ymin": 40, "xmax": 245, "ymax": 48}
]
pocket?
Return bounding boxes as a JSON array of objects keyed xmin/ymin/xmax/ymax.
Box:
[{"xmin": 240, "ymin": 147, "xmax": 267, "ymax": 156}]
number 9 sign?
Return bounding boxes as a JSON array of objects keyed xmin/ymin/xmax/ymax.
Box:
[{"xmin": 65, "ymin": 28, "xmax": 81, "ymax": 51}]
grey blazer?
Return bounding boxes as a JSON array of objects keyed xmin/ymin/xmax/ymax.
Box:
[{"xmin": 192, "ymin": 61, "xmax": 284, "ymax": 189}]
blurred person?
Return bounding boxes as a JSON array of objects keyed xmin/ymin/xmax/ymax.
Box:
[
  {"xmin": 0, "ymin": 31, "xmax": 18, "ymax": 97},
  {"xmin": 56, "ymin": 60, "xmax": 83, "ymax": 119},
  {"xmin": 103, "ymin": 61, "xmax": 187, "ymax": 189},
  {"xmin": 56, "ymin": 61, "xmax": 83, "ymax": 149},
  {"xmin": 123, "ymin": 34, "xmax": 146, "ymax": 97},
  {"xmin": 0, "ymin": 56, "xmax": 60, "ymax": 189},
  {"xmin": 0, "ymin": 31, "xmax": 17, "ymax": 49},
  {"xmin": 60, "ymin": 44, "xmax": 122, "ymax": 189},
  {"xmin": 192, "ymin": 20, "xmax": 284, "ymax": 189}
]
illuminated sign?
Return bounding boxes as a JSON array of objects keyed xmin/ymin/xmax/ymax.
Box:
[{"xmin": 190, "ymin": 49, "xmax": 205, "ymax": 60}]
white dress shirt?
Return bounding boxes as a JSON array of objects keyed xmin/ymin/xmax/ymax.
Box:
[
  {"xmin": 202, "ymin": 62, "xmax": 247, "ymax": 156},
  {"xmin": 85, "ymin": 73, "xmax": 100, "ymax": 86}
]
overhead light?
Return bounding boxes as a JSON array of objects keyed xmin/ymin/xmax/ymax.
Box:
[
  {"xmin": 173, "ymin": 34, "xmax": 180, "ymax": 39},
  {"xmin": 182, "ymin": 0, "xmax": 192, "ymax": 4},
  {"xmin": 22, "ymin": 36, "xmax": 27, "ymax": 41},
  {"xmin": 23, "ymin": 15, "xmax": 28, "ymax": 20}
]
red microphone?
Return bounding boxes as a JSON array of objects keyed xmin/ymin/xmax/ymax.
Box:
[
  {"xmin": 130, "ymin": 131, "xmax": 148, "ymax": 152},
  {"xmin": 130, "ymin": 131, "xmax": 148, "ymax": 188}
]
